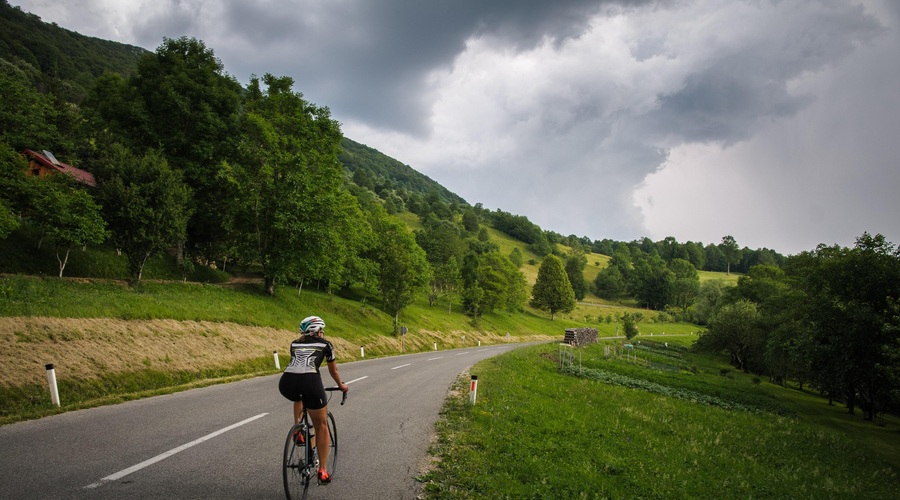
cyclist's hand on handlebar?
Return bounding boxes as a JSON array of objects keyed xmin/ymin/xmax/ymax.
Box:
[{"xmin": 338, "ymin": 382, "xmax": 349, "ymax": 393}]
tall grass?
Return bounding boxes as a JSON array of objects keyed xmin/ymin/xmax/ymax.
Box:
[{"xmin": 422, "ymin": 342, "xmax": 899, "ymax": 498}]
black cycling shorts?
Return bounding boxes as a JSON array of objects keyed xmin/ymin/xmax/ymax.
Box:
[{"xmin": 278, "ymin": 372, "xmax": 328, "ymax": 410}]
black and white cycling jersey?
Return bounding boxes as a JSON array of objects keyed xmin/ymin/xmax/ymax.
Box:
[{"xmin": 284, "ymin": 335, "xmax": 336, "ymax": 375}]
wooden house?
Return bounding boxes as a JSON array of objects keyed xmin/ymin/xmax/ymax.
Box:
[{"xmin": 22, "ymin": 149, "xmax": 96, "ymax": 187}]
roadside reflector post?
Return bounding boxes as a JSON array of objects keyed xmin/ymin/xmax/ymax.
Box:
[
  {"xmin": 478, "ymin": 340, "xmax": 481, "ymax": 347},
  {"xmin": 360, "ymin": 345, "xmax": 365, "ymax": 358},
  {"xmin": 273, "ymin": 350, "xmax": 280, "ymax": 370},
  {"xmin": 433, "ymin": 342, "xmax": 437, "ymax": 351},
  {"xmin": 45, "ymin": 363, "xmax": 60, "ymax": 407},
  {"xmin": 469, "ymin": 375, "xmax": 478, "ymax": 405}
]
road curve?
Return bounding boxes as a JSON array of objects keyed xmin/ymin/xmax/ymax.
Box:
[{"xmin": 0, "ymin": 341, "xmax": 539, "ymax": 499}]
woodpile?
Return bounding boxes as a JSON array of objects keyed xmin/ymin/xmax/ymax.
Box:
[{"xmin": 563, "ymin": 327, "xmax": 598, "ymax": 346}]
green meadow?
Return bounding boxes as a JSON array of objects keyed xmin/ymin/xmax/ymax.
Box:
[{"xmin": 422, "ymin": 341, "xmax": 899, "ymax": 499}]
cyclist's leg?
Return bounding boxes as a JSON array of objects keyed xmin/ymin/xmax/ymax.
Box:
[{"xmin": 309, "ymin": 406, "xmax": 330, "ymax": 468}]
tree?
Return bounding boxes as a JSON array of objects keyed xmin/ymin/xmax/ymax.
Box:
[
  {"xmin": 96, "ymin": 147, "xmax": 191, "ymax": 282},
  {"xmin": 461, "ymin": 208, "xmax": 479, "ymax": 233},
  {"xmin": 630, "ymin": 253, "xmax": 675, "ymax": 310},
  {"xmin": 369, "ymin": 209, "xmax": 430, "ymax": 333},
  {"xmin": 460, "ymin": 250, "xmax": 526, "ymax": 321},
  {"xmin": 0, "ymin": 59, "xmax": 61, "ymax": 151},
  {"xmin": 564, "ymin": 249, "xmax": 588, "ymax": 301},
  {"xmin": 227, "ymin": 74, "xmax": 363, "ymax": 295},
  {"xmin": 719, "ymin": 235, "xmax": 742, "ymax": 275},
  {"xmin": 508, "ymin": 247, "xmax": 523, "ymax": 268},
  {"xmin": 691, "ymin": 279, "xmax": 731, "ymax": 325},
  {"xmin": 530, "ymin": 255, "xmax": 576, "ymax": 320},
  {"xmin": 704, "ymin": 243, "xmax": 727, "ymax": 272},
  {"xmin": 93, "ymin": 37, "xmax": 243, "ymax": 262},
  {"xmin": 0, "ymin": 143, "xmax": 31, "ymax": 237},
  {"xmin": 697, "ymin": 299, "xmax": 765, "ymax": 372},
  {"xmin": 623, "ymin": 313, "xmax": 639, "ymax": 341},
  {"xmin": 594, "ymin": 265, "xmax": 627, "ymax": 301},
  {"xmin": 669, "ymin": 258, "xmax": 700, "ymax": 313},
  {"xmin": 416, "ymin": 219, "xmax": 465, "ymax": 307},
  {"xmin": 787, "ymin": 233, "xmax": 900, "ymax": 420},
  {"xmin": 31, "ymin": 177, "xmax": 107, "ymax": 277}
]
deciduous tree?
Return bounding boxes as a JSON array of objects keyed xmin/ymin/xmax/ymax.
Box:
[
  {"xmin": 31, "ymin": 177, "xmax": 107, "ymax": 277},
  {"xmin": 96, "ymin": 147, "xmax": 191, "ymax": 282}
]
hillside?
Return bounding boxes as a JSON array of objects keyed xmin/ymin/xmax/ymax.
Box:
[
  {"xmin": 339, "ymin": 138, "xmax": 467, "ymax": 207},
  {"xmin": 0, "ymin": 0, "xmax": 146, "ymax": 98}
]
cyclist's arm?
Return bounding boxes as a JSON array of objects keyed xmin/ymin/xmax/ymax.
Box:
[{"xmin": 326, "ymin": 360, "xmax": 349, "ymax": 392}]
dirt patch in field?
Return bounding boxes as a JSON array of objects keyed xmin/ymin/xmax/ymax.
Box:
[{"xmin": 0, "ymin": 317, "xmax": 358, "ymax": 387}]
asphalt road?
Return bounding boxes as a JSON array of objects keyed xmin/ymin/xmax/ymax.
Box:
[{"xmin": 0, "ymin": 342, "xmax": 537, "ymax": 499}]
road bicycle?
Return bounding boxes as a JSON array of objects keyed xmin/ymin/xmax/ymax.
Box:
[{"xmin": 283, "ymin": 386, "xmax": 346, "ymax": 500}]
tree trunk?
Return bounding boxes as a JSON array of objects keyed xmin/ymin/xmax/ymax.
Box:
[
  {"xmin": 264, "ymin": 276, "xmax": 276, "ymax": 296},
  {"xmin": 175, "ymin": 240, "xmax": 184, "ymax": 266},
  {"xmin": 56, "ymin": 247, "xmax": 71, "ymax": 278}
]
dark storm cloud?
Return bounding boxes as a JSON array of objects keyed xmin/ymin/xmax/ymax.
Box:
[{"xmin": 199, "ymin": 0, "xmax": 655, "ymax": 133}]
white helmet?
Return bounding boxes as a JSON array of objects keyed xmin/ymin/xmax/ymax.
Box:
[{"xmin": 299, "ymin": 316, "xmax": 325, "ymax": 335}]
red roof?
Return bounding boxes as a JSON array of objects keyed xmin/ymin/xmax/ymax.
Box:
[{"xmin": 23, "ymin": 149, "xmax": 97, "ymax": 187}]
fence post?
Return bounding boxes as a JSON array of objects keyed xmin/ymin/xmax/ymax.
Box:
[
  {"xmin": 273, "ymin": 350, "xmax": 280, "ymax": 370},
  {"xmin": 469, "ymin": 375, "xmax": 478, "ymax": 405},
  {"xmin": 45, "ymin": 364, "xmax": 60, "ymax": 407}
]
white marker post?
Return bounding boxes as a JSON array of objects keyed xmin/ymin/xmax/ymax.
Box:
[
  {"xmin": 469, "ymin": 375, "xmax": 478, "ymax": 405},
  {"xmin": 273, "ymin": 350, "xmax": 280, "ymax": 370},
  {"xmin": 360, "ymin": 345, "xmax": 365, "ymax": 358},
  {"xmin": 433, "ymin": 342, "xmax": 437, "ymax": 351},
  {"xmin": 45, "ymin": 363, "xmax": 60, "ymax": 407}
]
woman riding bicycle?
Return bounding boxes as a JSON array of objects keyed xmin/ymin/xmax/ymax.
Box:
[{"xmin": 278, "ymin": 315, "xmax": 349, "ymax": 485}]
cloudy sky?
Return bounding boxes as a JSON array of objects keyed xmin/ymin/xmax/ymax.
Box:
[{"xmin": 13, "ymin": 0, "xmax": 900, "ymax": 255}]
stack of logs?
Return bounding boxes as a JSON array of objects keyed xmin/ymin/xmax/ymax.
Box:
[{"xmin": 563, "ymin": 327, "xmax": 598, "ymax": 346}]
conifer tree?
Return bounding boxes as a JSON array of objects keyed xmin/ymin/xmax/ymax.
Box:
[{"xmin": 529, "ymin": 254, "xmax": 576, "ymax": 320}]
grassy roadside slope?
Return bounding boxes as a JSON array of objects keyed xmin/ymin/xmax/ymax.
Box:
[{"xmin": 0, "ymin": 273, "xmax": 564, "ymax": 424}]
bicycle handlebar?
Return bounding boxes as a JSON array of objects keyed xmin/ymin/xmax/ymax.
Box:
[{"xmin": 325, "ymin": 386, "xmax": 348, "ymax": 405}]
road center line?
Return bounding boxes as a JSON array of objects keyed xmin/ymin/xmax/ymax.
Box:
[
  {"xmin": 84, "ymin": 413, "xmax": 268, "ymax": 489},
  {"xmin": 427, "ymin": 357, "xmax": 443, "ymax": 361},
  {"xmin": 455, "ymin": 351, "xmax": 470, "ymax": 356},
  {"xmin": 391, "ymin": 363, "xmax": 411, "ymax": 370},
  {"xmin": 345, "ymin": 376, "xmax": 367, "ymax": 384}
]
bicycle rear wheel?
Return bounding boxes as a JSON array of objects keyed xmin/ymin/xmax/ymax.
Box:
[{"xmin": 283, "ymin": 424, "xmax": 311, "ymax": 500}]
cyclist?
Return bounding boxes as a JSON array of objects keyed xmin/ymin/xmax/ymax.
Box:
[{"xmin": 278, "ymin": 315, "xmax": 349, "ymax": 485}]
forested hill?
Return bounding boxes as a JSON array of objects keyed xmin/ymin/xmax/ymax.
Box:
[
  {"xmin": 0, "ymin": 1, "xmax": 147, "ymax": 99},
  {"xmin": 339, "ymin": 138, "xmax": 467, "ymax": 207}
]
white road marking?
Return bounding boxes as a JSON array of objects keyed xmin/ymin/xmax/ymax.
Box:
[
  {"xmin": 345, "ymin": 376, "xmax": 367, "ymax": 384},
  {"xmin": 391, "ymin": 363, "xmax": 411, "ymax": 370},
  {"xmin": 84, "ymin": 413, "xmax": 268, "ymax": 489},
  {"xmin": 427, "ymin": 357, "xmax": 443, "ymax": 361},
  {"xmin": 455, "ymin": 351, "xmax": 470, "ymax": 356}
]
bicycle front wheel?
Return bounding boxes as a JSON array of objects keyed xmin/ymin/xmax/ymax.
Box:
[
  {"xmin": 323, "ymin": 412, "xmax": 338, "ymax": 477},
  {"xmin": 283, "ymin": 424, "xmax": 311, "ymax": 500}
]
